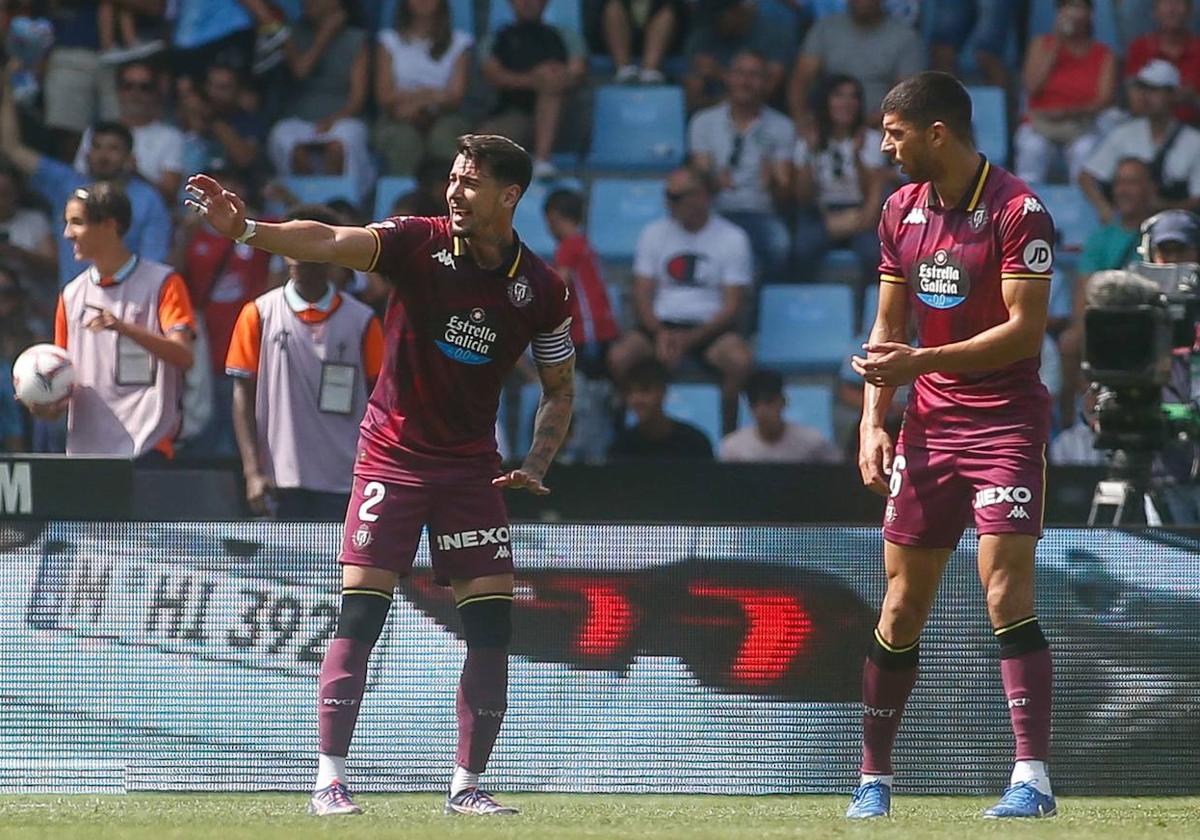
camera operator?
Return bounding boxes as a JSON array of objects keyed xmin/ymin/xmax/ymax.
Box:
[{"xmin": 1146, "ymin": 210, "xmax": 1200, "ymax": 523}]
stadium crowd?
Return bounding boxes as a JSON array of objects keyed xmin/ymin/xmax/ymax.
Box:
[{"xmin": 1, "ymin": 0, "xmax": 1200, "ymax": 496}]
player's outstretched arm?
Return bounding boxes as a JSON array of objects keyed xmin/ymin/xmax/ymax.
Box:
[
  {"xmin": 185, "ymin": 174, "xmax": 380, "ymax": 272},
  {"xmin": 493, "ymin": 355, "xmax": 575, "ymax": 496}
]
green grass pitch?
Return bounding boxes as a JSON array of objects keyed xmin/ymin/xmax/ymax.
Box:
[{"xmin": 2, "ymin": 795, "xmax": 1199, "ymax": 840}]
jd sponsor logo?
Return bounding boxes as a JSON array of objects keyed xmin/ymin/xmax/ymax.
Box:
[
  {"xmin": 436, "ymin": 527, "xmax": 511, "ymax": 551},
  {"xmin": 435, "ymin": 308, "xmax": 497, "ymax": 365},
  {"xmin": 973, "ymin": 485, "xmax": 1032, "ymax": 509},
  {"xmin": 915, "ymin": 249, "xmax": 970, "ymax": 309}
]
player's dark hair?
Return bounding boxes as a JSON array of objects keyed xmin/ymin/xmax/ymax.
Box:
[
  {"xmin": 91, "ymin": 121, "xmax": 135, "ymax": 154},
  {"xmin": 286, "ymin": 202, "xmax": 344, "ymax": 226},
  {"xmin": 880, "ymin": 71, "xmax": 975, "ymax": 144},
  {"xmin": 456, "ymin": 134, "xmax": 532, "ymax": 198},
  {"xmin": 543, "ymin": 188, "xmax": 584, "ymax": 223},
  {"xmin": 625, "ymin": 358, "xmax": 669, "ymax": 391},
  {"xmin": 745, "ymin": 369, "xmax": 784, "ymax": 406},
  {"xmin": 71, "ymin": 181, "xmax": 132, "ymax": 235}
]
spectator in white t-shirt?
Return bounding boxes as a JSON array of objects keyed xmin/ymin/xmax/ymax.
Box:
[
  {"xmin": 608, "ymin": 165, "xmax": 754, "ymax": 431},
  {"xmin": 373, "ymin": 0, "xmax": 474, "ymax": 176},
  {"xmin": 73, "ymin": 60, "xmax": 184, "ymax": 204},
  {"xmin": 719, "ymin": 368, "xmax": 840, "ymax": 463},
  {"xmin": 688, "ymin": 49, "xmax": 795, "ymax": 283},
  {"xmin": 793, "ymin": 75, "xmax": 890, "ymax": 290},
  {"xmin": 1080, "ymin": 59, "xmax": 1200, "ymax": 222}
]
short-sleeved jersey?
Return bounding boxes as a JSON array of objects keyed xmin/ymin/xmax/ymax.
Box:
[
  {"xmin": 360, "ymin": 215, "xmax": 572, "ymax": 483},
  {"xmin": 878, "ymin": 157, "xmax": 1055, "ymax": 450}
]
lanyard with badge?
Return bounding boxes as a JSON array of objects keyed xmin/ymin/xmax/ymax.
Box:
[
  {"xmin": 83, "ymin": 301, "xmax": 156, "ymax": 387},
  {"xmin": 318, "ymin": 339, "xmax": 357, "ymax": 415}
]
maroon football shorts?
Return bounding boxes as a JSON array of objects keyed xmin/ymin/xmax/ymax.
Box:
[
  {"xmin": 340, "ymin": 475, "xmax": 514, "ymax": 586},
  {"xmin": 882, "ymin": 440, "xmax": 1045, "ymax": 549}
]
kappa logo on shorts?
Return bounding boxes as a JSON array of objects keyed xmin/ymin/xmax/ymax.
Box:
[
  {"xmin": 1007, "ymin": 505, "xmax": 1030, "ymax": 520},
  {"xmin": 493, "ymin": 545, "xmax": 511, "ymax": 560},
  {"xmin": 436, "ymin": 527, "xmax": 510, "ymax": 551},
  {"xmin": 974, "ymin": 485, "xmax": 1033, "ymax": 510}
]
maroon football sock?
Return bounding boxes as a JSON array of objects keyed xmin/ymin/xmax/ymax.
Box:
[
  {"xmin": 317, "ymin": 638, "xmax": 373, "ymax": 757},
  {"xmin": 996, "ymin": 618, "xmax": 1052, "ymax": 761},
  {"xmin": 456, "ymin": 646, "xmax": 509, "ymax": 772},
  {"xmin": 860, "ymin": 631, "xmax": 919, "ymax": 775}
]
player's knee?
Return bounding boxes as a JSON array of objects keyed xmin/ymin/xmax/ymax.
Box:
[
  {"xmin": 457, "ymin": 594, "xmax": 513, "ymax": 648},
  {"xmin": 878, "ymin": 597, "xmax": 927, "ymax": 643},
  {"xmin": 335, "ymin": 589, "xmax": 393, "ymax": 646}
]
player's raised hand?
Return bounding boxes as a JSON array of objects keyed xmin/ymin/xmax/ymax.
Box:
[
  {"xmin": 851, "ymin": 341, "xmax": 925, "ymax": 387},
  {"xmin": 858, "ymin": 425, "xmax": 894, "ymax": 496},
  {"xmin": 184, "ymin": 174, "xmax": 249, "ymax": 240},
  {"xmin": 493, "ymin": 469, "xmax": 550, "ymax": 496}
]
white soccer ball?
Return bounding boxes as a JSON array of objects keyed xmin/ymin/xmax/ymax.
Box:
[{"xmin": 12, "ymin": 343, "xmax": 74, "ymax": 406}]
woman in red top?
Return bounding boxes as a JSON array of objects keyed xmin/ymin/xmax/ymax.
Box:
[{"xmin": 1013, "ymin": 0, "xmax": 1116, "ymax": 184}]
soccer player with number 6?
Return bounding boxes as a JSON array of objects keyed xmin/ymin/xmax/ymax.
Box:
[
  {"xmin": 848, "ymin": 73, "xmax": 1058, "ymax": 820},
  {"xmin": 186, "ymin": 135, "xmax": 575, "ymax": 817}
]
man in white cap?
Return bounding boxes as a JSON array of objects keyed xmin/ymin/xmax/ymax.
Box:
[{"xmin": 1079, "ymin": 59, "xmax": 1200, "ymax": 222}]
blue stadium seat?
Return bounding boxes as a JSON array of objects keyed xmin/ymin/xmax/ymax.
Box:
[
  {"xmin": 1036, "ymin": 184, "xmax": 1100, "ymax": 252},
  {"xmin": 756, "ymin": 284, "xmax": 855, "ymax": 373},
  {"xmin": 811, "ymin": 0, "xmax": 847, "ymax": 16},
  {"xmin": 1030, "ymin": 0, "xmax": 1119, "ymax": 52},
  {"xmin": 587, "ymin": 178, "xmax": 666, "ymax": 262},
  {"xmin": 488, "ymin": 0, "xmax": 581, "ymax": 33},
  {"xmin": 968, "ymin": 86, "xmax": 1008, "ymax": 167},
  {"xmin": 372, "ymin": 176, "xmax": 417, "ymax": 221},
  {"xmin": 278, "ymin": 175, "xmax": 360, "ymax": 207},
  {"xmin": 737, "ymin": 383, "xmax": 835, "ymax": 440},
  {"xmin": 378, "ymin": 0, "xmax": 474, "ymax": 34},
  {"xmin": 586, "ymin": 86, "xmax": 686, "ymax": 172},
  {"xmin": 513, "ymin": 177, "xmax": 583, "ymax": 259},
  {"xmin": 663, "ymin": 383, "xmax": 723, "ymax": 448}
]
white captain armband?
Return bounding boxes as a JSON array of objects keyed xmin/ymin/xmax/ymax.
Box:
[{"xmin": 530, "ymin": 318, "xmax": 575, "ymax": 365}]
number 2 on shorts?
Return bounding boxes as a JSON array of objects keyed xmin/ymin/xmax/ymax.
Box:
[{"xmin": 357, "ymin": 481, "xmax": 386, "ymax": 522}]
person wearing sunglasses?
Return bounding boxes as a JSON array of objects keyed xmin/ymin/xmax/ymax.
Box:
[
  {"xmin": 70, "ymin": 61, "xmax": 185, "ymax": 205},
  {"xmin": 608, "ymin": 165, "xmax": 754, "ymax": 433}
]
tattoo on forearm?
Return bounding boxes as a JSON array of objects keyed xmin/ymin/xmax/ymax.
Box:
[{"xmin": 523, "ymin": 358, "xmax": 575, "ymax": 477}]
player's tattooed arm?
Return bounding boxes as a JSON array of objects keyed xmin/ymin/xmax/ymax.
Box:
[{"xmin": 494, "ymin": 355, "xmax": 575, "ymax": 495}]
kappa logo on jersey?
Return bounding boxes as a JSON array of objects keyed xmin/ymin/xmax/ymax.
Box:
[
  {"xmin": 432, "ymin": 248, "xmax": 457, "ymax": 270},
  {"xmin": 902, "ymin": 207, "xmax": 927, "ymax": 225},
  {"xmin": 915, "ymin": 249, "xmax": 971, "ymax": 309},
  {"xmin": 435, "ymin": 527, "xmax": 510, "ymax": 551},
  {"xmin": 494, "ymin": 545, "xmax": 511, "ymax": 560},
  {"xmin": 974, "ymin": 485, "xmax": 1033, "ymax": 509},
  {"xmin": 1022, "ymin": 239, "xmax": 1053, "ymax": 273},
  {"xmin": 436, "ymin": 308, "xmax": 497, "ymax": 365},
  {"xmin": 1008, "ymin": 505, "xmax": 1031, "ymax": 520},
  {"xmin": 1023, "ymin": 196, "xmax": 1046, "ymax": 215},
  {"xmin": 507, "ymin": 275, "xmax": 533, "ymax": 308}
]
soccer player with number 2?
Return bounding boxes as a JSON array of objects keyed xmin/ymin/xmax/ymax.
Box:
[
  {"xmin": 848, "ymin": 73, "xmax": 1058, "ymax": 820},
  {"xmin": 186, "ymin": 135, "xmax": 575, "ymax": 817}
]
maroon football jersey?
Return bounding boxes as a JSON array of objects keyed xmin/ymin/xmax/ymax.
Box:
[
  {"xmin": 878, "ymin": 158, "xmax": 1055, "ymax": 449},
  {"xmin": 357, "ymin": 216, "xmax": 571, "ymax": 483}
]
